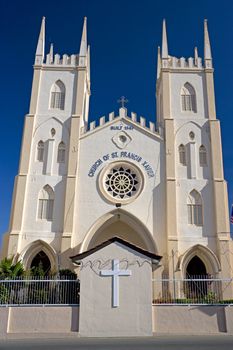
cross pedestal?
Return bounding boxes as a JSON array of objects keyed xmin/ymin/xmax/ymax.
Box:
[{"xmin": 77, "ymin": 240, "xmax": 157, "ymax": 337}]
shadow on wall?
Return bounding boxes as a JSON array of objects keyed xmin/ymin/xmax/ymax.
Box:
[
  {"xmin": 71, "ymin": 306, "xmax": 79, "ymax": 331},
  {"xmin": 193, "ymin": 305, "xmax": 227, "ymax": 333}
]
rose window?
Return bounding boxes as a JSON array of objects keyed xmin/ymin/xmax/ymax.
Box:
[{"xmin": 102, "ymin": 163, "xmax": 143, "ymax": 202}]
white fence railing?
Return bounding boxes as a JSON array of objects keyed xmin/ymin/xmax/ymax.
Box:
[
  {"xmin": 0, "ymin": 278, "xmax": 79, "ymax": 306},
  {"xmin": 1, "ymin": 277, "xmax": 233, "ymax": 306},
  {"xmin": 152, "ymin": 278, "xmax": 233, "ymax": 304}
]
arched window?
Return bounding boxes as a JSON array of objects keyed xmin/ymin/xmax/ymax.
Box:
[
  {"xmin": 57, "ymin": 141, "xmax": 66, "ymax": 163},
  {"xmin": 37, "ymin": 185, "xmax": 54, "ymax": 221},
  {"xmin": 179, "ymin": 144, "xmax": 186, "ymax": 165},
  {"xmin": 37, "ymin": 141, "xmax": 44, "ymax": 162},
  {"xmin": 181, "ymin": 83, "xmax": 196, "ymax": 112},
  {"xmin": 199, "ymin": 145, "xmax": 207, "ymax": 166},
  {"xmin": 187, "ymin": 190, "xmax": 203, "ymax": 226},
  {"xmin": 50, "ymin": 80, "xmax": 65, "ymax": 110}
]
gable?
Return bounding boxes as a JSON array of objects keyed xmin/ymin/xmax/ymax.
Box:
[
  {"xmin": 80, "ymin": 108, "xmax": 162, "ymax": 142},
  {"xmin": 71, "ymin": 237, "xmax": 162, "ymax": 262}
]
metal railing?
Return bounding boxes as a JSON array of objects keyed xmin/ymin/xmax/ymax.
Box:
[
  {"xmin": 0, "ymin": 277, "xmax": 80, "ymax": 306},
  {"xmin": 2, "ymin": 276, "xmax": 233, "ymax": 306},
  {"xmin": 152, "ymin": 277, "xmax": 233, "ymax": 305}
]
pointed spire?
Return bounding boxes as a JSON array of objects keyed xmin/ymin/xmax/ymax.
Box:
[
  {"xmin": 49, "ymin": 43, "xmax": 53, "ymax": 63},
  {"xmin": 162, "ymin": 19, "xmax": 168, "ymax": 59},
  {"xmin": 87, "ymin": 45, "xmax": 91, "ymax": 81},
  {"xmin": 79, "ymin": 17, "xmax": 87, "ymax": 56},
  {"xmin": 157, "ymin": 46, "xmax": 161, "ymax": 79},
  {"xmin": 35, "ymin": 17, "xmax": 45, "ymax": 65},
  {"xmin": 204, "ymin": 19, "xmax": 212, "ymax": 61},
  {"xmin": 194, "ymin": 46, "xmax": 198, "ymax": 66}
]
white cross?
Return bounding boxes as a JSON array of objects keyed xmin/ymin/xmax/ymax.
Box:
[{"xmin": 100, "ymin": 259, "xmax": 131, "ymax": 307}]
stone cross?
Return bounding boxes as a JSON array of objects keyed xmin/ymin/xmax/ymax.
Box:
[
  {"xmin": 100, "ymin": 259, "xmax": 131, "ymax": 307},
  {"xmin": 117, "ymin": 96, "xmax": 129, "ymax": 108}
]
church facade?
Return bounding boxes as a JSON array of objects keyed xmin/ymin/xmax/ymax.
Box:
[{"xmin": 2, "ymin": 17, "xmax": 233, "ymax": 281}]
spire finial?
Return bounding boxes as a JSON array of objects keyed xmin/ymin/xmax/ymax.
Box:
[
  {"xmin": 194, "ymin": 46, "xmax": 198, "ymax": 66},
  {"xmin": 79, "ymin": 17, "xmax": 87, "ymax": 56},
  {"xmin": 49, "ymin": 43, "xmax": 53, "ymax": 64},
  {"xmin": 204, "ymin": 19, "xmax": 212, "ymax": 62},
  {"xmin": 157, "ymin": 46, "xmax": 161, "ymax": 79},
  {"xmin": 35, "ymin": 16, "xmax": 45, "ymax": 65},
  {"xmin": 162, "ymin": 19, "xmax": 168, "ymax": 59}
]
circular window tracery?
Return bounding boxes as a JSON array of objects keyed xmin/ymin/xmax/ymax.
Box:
[{"xmin": 100, "ymin": 162, "xmax": 143, "ymax": 204}]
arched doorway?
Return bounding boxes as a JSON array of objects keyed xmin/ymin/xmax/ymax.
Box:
[
  {"xmin": 19, "ymin": 240, "xmax": 58, "ymax": 272},
  {"xmin": 88, "ymin": 220, "xmax": 146, "ymax": 250},
  {"xmin": 185, "ymin": 255, "xmax": 208, "ymax": 298},
  {"xmin": 186, "ymin": 255, "xmax": 207, "ymax": 278},
  {"xmin": 30, "ymin": 250, "xmax": 51, "ymax": 276},
  {"xmin": 81, "ymin": 209, "xmax": 157, "ymax": 254}
]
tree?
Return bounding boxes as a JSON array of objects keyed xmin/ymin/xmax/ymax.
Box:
[{"xmin": 0, "ymin": 257, "xmax": 25, "ymax": 279}]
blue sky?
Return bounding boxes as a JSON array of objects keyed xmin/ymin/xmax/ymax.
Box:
[{"xmin": 0, "ymin": 0, "xmax": 233, "ymax": 242}]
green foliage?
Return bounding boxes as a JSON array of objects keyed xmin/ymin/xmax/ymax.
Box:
[
  {"xmin": 0, "ymin": 257, "xmax": 25, "ymax": 279},
  {"xmin": 203, "ymin": 291, "xmax": 218, "ymax": 304},
  {"xmin": 27, "ymin": 286, "xmax": 50, "ymax": 304},
  {"xmin": 58, "ymin": 269, "xmax": 77, "ymax": 280},
  {"xmin": 30, "ymin": 261, "xmax": 46, "ymax": 277},
  {"xmin": 0, "ymin": 284, "xmax": 9, "ymax": 303}
]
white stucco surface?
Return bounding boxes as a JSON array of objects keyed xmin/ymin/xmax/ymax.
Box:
[
  {"xmin": 153, "ymin": 305, "xmax": 229, "ymax": 334},
  {"xmin": 7, "ymin": 306, "xmax": 79, "ymax": 333},
  {"xmin": 79, "ymin": 241, "xmax": 153, "ymax": 337}
]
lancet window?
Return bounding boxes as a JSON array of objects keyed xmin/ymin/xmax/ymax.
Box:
[
  {"xmin": 181, "ymin": 83, "xmax": 197, "ymax": 112},
  {"xmin": 50, "ymin": 80, "xmax": 65, "ymax": 110},
  {"xmin": 57, "ymin": 142, "xmax": 66, "ymax": 163},
  {"xmin": 37, "ymin": 141, "xmax": 44, "ymax": 162},
  {"xmin": 179, "ymin": 144, "xmax": 186, "ymax": 165},
  {"xmin": 37, "ymin": 185, "xmax": 54, "ymax": 221},
  {"xmin": 199, "ymin": 145, "xmax": 207, "ymax": 166},
  {"xmin": 187, "ymin": 190, "xmax": 203, "ymax": 226}
]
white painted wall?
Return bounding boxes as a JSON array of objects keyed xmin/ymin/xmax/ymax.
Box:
[
  {"xmin": 170, "ymin": 71, "xmax": 216, "ymax": 256},
  {"xmin": 170, "ymin": 72, "xmax": 208, "ymax": 119},
  {"xmin": 18, "ymin": 66, "xmax": 77, "ymax": 254},
  {"xmin": 5, "ymin": 306, "xmax": 79, "ymax": 334},
  {"xmin": 73, "ymin": 117, "xmax": 166, "ymax": 255},
  {"xmin": 79, "ymin": 241, "xmax": 153, "ymax": 337},
  {"xmin": 153, "ymin": 305, "xmax": 229, "ymax": 334},
  {"xmin": 37, "ymin": 69, "xmax": 77, "ymax": 118}
]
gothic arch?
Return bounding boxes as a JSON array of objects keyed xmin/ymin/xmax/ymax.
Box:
[
  {"xmin": 33, "ymin": 117, "xmax": 70, "ymax": 138},
  {"xmin": 187, "ymin": 189, "xmax": 202, "ymax": 205},
  {"xmin": 178, "ymin": 244, "xmax": 221, "ymax": 278},
  {"xmin": 80, "ymin": 209, "xmax": 157, "ymax": 254},
  {"xmin": 19, "ymin": 240, "xmax": 58, "ymax": 271},
  {"xmin": 175, "ymin": 121, "xmax": 202, "ymax": 137},
  {"xmin": 181, "ymin": 82, "xmax": 196, "ymax": 95},
  {"xmin": 51, "ymin": 80, "xmax": 66, "ymax": 94},
  {"xmin": 38, "ymin": 184, "xmax": 55, "ymax": 200}
]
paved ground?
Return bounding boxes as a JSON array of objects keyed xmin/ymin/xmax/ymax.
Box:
[{"xmin": 0, "ymin": 335, "xmax": 233, "ymax": 350}]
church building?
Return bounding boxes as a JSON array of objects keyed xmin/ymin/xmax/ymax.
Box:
[{"xmin": 2, "ymin": 17, "xmax": 233, "ymax": 282}]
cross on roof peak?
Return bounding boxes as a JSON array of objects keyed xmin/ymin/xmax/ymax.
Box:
[{"xmin": 117, "ymin": 96, "xmax": 129, "ymax": 108}]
